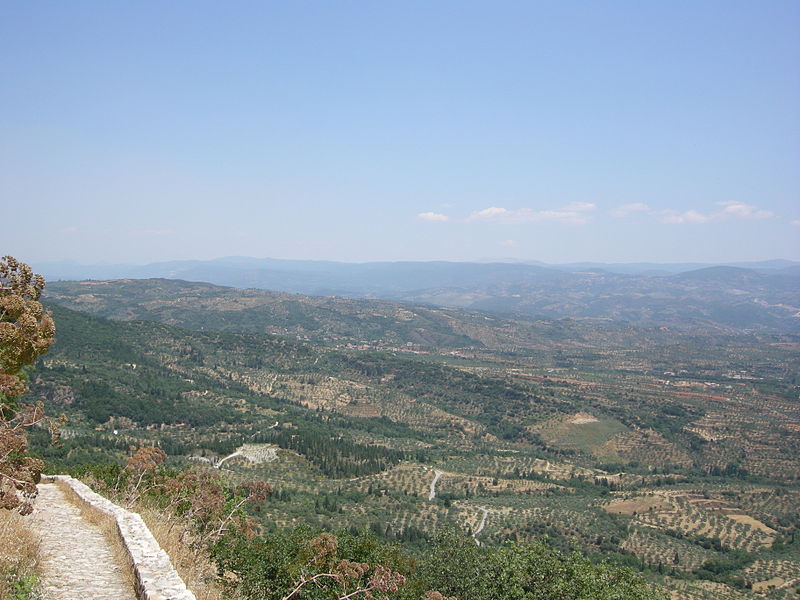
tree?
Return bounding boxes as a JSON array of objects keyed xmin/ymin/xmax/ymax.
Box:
[
  {"xmin": 212, "ymin": 526, "xmax": 417, "ymax": 600},
  {"xmin": 416, "ymin": 528, "xmax": 667, "ymax": 600},
  {"xmin": 0, "ymin": 256, "xmax": 57, "ymax": 514}
]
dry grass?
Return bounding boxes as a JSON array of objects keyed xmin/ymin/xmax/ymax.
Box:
[
  {"xmin": 0, "ymin": 509, "xmax": 41, "ymax": 600},
  {"xmin": 53, "ymin": 479, "xmax": 137, "ymax": 595},
  {"xmin": 135, "ymin": 505, "xmax": 226, "ymax": 600}
]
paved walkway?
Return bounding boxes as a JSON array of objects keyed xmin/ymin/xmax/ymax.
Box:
[{"xmin": 29, "ymin": 483, "xmax": 137, "ymax": 600}]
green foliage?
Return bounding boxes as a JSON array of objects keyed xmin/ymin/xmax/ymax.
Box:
[
  {"xmin": 212, "ymin": 526, "xmax": 664, "ymax": 600},
  {"xmin": 7, "ymin": 573, "xmax": 38, "ymax": 600},
  {"xmin": 693, "ymin": 551, "xmax": 754, "ymax": 585},
  {"xmin": 212, "ymin": 526, "xmax": 412, "ymax": 600},
  {"xmin": 415, "ymin": 529, "xmax": 666, "ymax": 600},
  {"xmin": 253, "ymin": 427, "xmax": 406, "ymax": 478}
]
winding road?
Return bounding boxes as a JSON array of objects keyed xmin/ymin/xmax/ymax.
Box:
[
  {"xmin": 428, "ymin": 470, "xmax": 443, "ymax": 501},
  {"xmin": 473, "ymin": 507, "xmax": 489, "ymax": 545},
  {"xmin": 216, "ymin": 443, "xmax": 279, "ymax": 468},
  {"xmin": 216, "ymin": 450, "xmax": 244, "ymax": 468}
]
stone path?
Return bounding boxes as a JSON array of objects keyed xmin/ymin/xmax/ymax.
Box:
[{"xmin": 29, "ymin": 483, "xmax": 137, "ymax": 600}]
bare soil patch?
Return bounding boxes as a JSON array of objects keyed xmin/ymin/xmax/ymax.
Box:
[
  {"xmin": 726, "ymin": 513, "xmax": 776, "ymax": 535},
  {"xmin": 752, "ymin": 577, "xmax": 784, "ymax": 593},
  {"xmin": 604, "ymin": 496, "xmax": 670, "ymax": 515},
  {"xmin": 569, "ymin": 412, "xmax": 599, "ymax": 424}
]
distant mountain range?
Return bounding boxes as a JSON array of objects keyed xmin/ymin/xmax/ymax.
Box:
[
  {"xmin": 35, "ymin": 256, "xmax": 800, "ymax": 288},
  {"xmin": 37, "ymin": 258, "xmax": 800, "ymax": 332}
]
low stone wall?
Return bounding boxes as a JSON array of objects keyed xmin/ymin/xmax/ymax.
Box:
[{"xmin": 46, "ymin": 475, "xmax": 196, "ymax": 600}]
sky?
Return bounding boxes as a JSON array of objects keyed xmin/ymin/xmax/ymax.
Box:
[{"xmin": 2, "ymin": 1, "xmax": 799, "ymax": 266}]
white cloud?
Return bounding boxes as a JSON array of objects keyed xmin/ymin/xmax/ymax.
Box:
[
  {"xmin": 716, "ymin": 201, "xmax": 773, "ymax": 220},
  {"xmin": 562, "ymin": 201, "xmax": 596, "ymax": 212},
  {"xmin": 417, "ymin": 211, "xmax": 449, "ymax": 222},
  {"xmin": 610, "ymin": 202, "xmax": 650, "ymax": 217},
  {"xmin": 659, "ymin": 201, "xmax": 774, "ymax": 225},
  {"xmin": 499, "ymin": 239, "xmax": 518, "ymax": 247},
  {"xmin": 659, "ymin": 209, "xmax": 714, "ymax": 225},
  {"xmin": 791, "ymin": 219, "xmax": 800, "ymax": 227},
  {"xmin": 467, "ymin": 204, "xmax": 594, "ymax": 226},
  {"xmin": 58, "ymin": 226, "xmax": 79, "ymax": 233}
]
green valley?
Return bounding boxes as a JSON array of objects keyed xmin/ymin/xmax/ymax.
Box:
[{"xmin": 20, "ymin": 279, "xmax": 800, "ymax": 599}]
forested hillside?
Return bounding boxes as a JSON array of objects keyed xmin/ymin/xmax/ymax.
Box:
[{"xmin": 25, "ymin": 291, "xmax": 800, "ymax": 599}]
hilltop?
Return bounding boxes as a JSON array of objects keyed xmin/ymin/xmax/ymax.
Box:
[{"xmin": 44, "ymin": 277, "xmax": 757, "ymax": 353}]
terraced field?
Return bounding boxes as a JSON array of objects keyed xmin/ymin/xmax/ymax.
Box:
[
  {"xmin": 437, "ymin": 453, "xmax": 598, "ymax": 481},
  {"xmin": 664, "ymin": 578, "xmax": 751, "ymax": 600},
  {"xmin": 607, "ymin": 492, "xmax": 777, "ymax": 552},
  {"xmin": 598, "ymin": 429, "xmax": 694, "ymax": 469},
  {"xmin": 621, "ymin": 527, "xmax": 717, "ymax": 571},
  {"xmin": 744, "ymin": 560, "xmax": 800, "ymax": 595}
]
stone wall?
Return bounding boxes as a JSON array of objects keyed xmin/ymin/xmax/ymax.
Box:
[{"xmin": 47, "ymin": 475, "xmax": 196, "ymax": 600}]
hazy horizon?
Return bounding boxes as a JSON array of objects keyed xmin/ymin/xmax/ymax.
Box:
[
  {"xmin": 3, "ymin": 2, "xmax": 799, "ymax": 265},
  {"xmin": 28, "ymin": 255, "xmax": 800, "ymax": 269}
]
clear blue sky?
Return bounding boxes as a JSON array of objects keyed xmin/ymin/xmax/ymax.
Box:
[{"xmin": 2, "ymin": 1, "xmax": 798, "ymax": 265}]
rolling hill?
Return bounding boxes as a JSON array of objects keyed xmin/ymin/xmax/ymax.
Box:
[
  {"xmin": 39, "ymin": 258, "xmax": 800, "ymax": 332},
  {"xmin": 26, "ymin": 282, "xmax": 800, "ymax": 600}
]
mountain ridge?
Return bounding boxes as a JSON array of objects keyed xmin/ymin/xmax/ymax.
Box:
[{"xmin": 43, "ymin": 264, "xmax": 800, "ymax": 333}]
